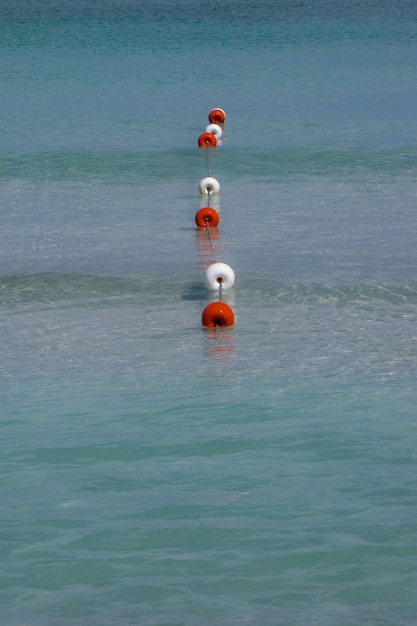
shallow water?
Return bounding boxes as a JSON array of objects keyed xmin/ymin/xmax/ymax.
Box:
[{"xmin": 1, "ymin": 1, "xmax": 417, "ymax": 623}]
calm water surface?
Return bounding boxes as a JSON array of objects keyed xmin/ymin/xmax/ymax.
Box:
[{"xmin": 1, "ymin": 1, "xmax": 417, "ymax": 624}]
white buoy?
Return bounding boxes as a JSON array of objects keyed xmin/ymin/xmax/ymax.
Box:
[
  {"xmin": 205, "ymin": 123, "xmax": 223, "ymax": 139},
  {"xmin": 199, "ymin": 176, "xmax": 220, "ymax": 195},
  {"xmin": 205, "ymin": 262, "xmax": 235, "ymax": 291}
]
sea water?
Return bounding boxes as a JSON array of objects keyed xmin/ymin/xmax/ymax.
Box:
[{"xmin": 1, "ymin": 1, "xmax": 417, "ymax": 624}]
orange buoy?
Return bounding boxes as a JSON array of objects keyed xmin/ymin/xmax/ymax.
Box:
[
  {"xmin": 202, "ymin": 301, "xmax": 234, "ymax": 328},
  {"xmin": 208, "ymin": 108, "xmax": 226, "ymax": 125},
  {"xmin": 198, "ymin": 132, "xmax": 217, "ymax": 147},
  {"xmin": 195, "ymin": 207, "xmax": 220, "ymax": 228}
]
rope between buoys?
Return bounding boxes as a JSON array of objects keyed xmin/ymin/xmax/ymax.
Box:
[
  {"xmin": 205, "ymin": 145, "xmax": 211, "ymax": 177},
  {"xmin": 204, "ymin": 217, "xmax": 216, "ymax": 260},
  {"xmin": 218, "ymin": 281, "xmax": 223, "ymax": 301}
]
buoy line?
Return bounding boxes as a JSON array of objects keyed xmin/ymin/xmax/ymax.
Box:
[{"xmin": 194, "ymin": 108, "xmax": 235, "ymax": 328}]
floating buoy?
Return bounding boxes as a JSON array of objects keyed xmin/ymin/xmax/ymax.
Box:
[
  {"xmin": 199, "ymin": 176, "xmax": 220, "ymax": 195},
  {"xmin": 208, "ymin": 108, "xmax": 226, "ymax": 125},
  {"xmin": 205, "ymin": 262, "xmax": 235, "ymax": 291},
  {"xmin": 202, "ymin": 301, "xmax": 234, "ymax": 327},
  {"xmin": 205, "ymin": 123, "xmax": 223, "ymax": 139},
  {"xmin": 195, "ymin": 207, "xmax": 220, "ymax": 228},
  {"xmin": 198, "ymin": 132, "xmax": 217, "ymax": 147}
]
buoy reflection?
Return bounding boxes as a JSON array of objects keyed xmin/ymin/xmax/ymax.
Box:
[
  {"xmin": 204, "ymin": 327, "xmax": 234, "ymax": 361},
  {"xmin": 195, "ymin": 226, "xmax": 220, "ymax": 270}
]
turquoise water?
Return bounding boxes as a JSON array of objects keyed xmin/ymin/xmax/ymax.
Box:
[{"xmin": 2, "ymin": 1, "xmax": 417, "ymax": 624}]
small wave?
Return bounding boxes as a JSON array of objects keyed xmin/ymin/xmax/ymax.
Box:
[{"xmin": 0, "ymin": 272, "xmax": 182, "ymax": 311}]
